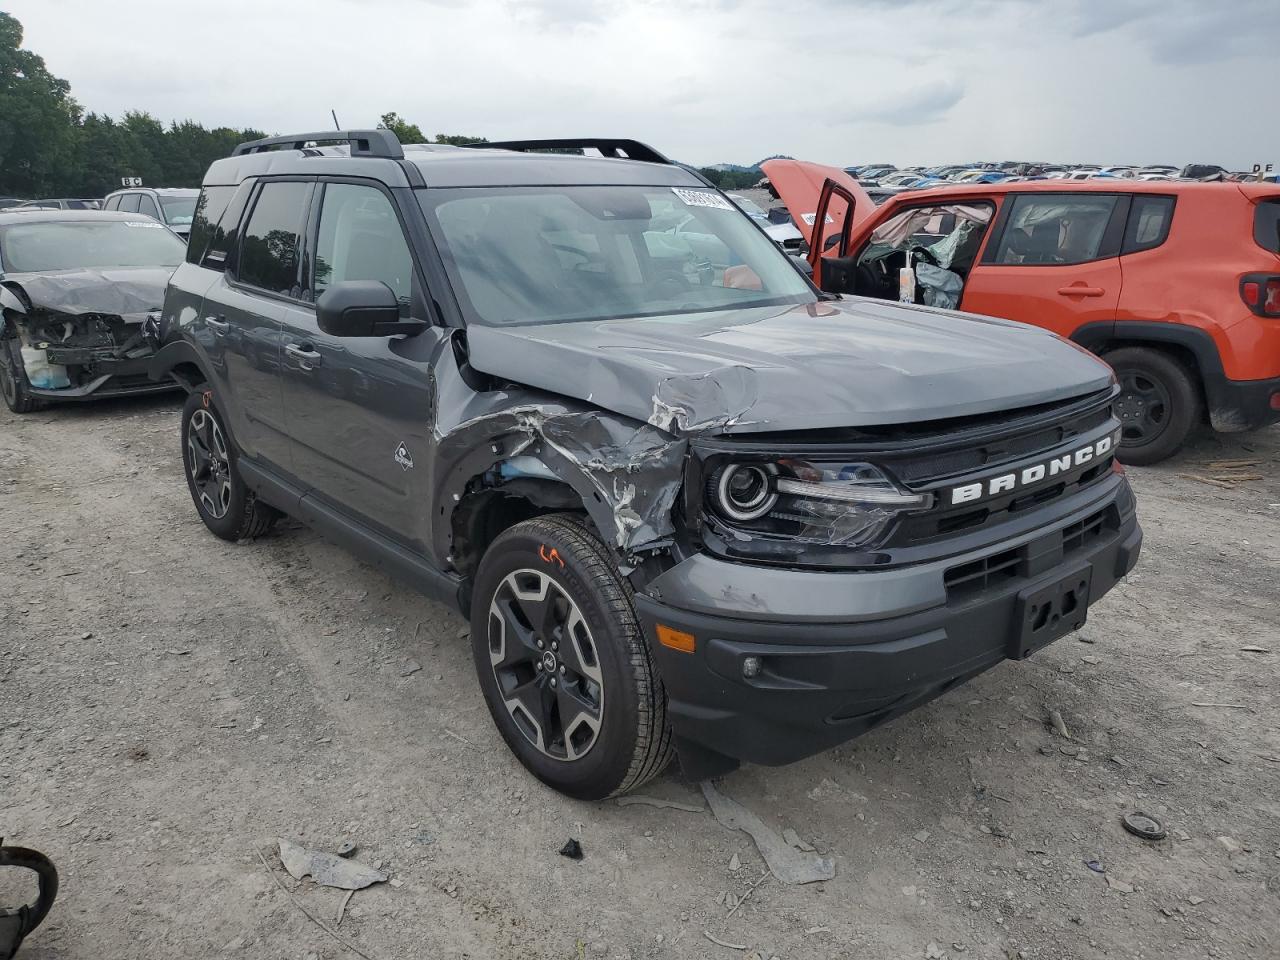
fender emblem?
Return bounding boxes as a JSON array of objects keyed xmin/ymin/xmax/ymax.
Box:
[{"xmin": 394, "ymin": 442, "xmax": 414, "ymax": 471}]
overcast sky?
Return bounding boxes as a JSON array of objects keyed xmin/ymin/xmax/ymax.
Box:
[{"xmin": 7, "ymin": 0, "xmax": 1276, "ymax": 170}]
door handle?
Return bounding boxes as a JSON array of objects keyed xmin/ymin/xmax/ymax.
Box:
[
  {"xmin": 204, "ymin": 316, "xmax": 229, "ymax": 334},
  {"xmin": 285, "ymin": 343, "xmax": 322, "ymax": 368},
  {"xmin": 1056, "ymin": 285, "xmax": 1106, "ymax": 298}
]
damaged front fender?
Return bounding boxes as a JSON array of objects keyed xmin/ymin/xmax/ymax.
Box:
[{"xmin": 428, "ymin": 340, "xmax": 688, "ymax": 571}]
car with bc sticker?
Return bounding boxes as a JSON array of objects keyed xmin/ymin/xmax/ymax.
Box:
[{"xmin": 150, "ymin": 131, "xmax": 1142, "ymax": 799}]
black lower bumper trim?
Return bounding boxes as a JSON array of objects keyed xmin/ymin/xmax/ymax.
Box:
[
  {"xmin": 636, "ymin": 515, "xmax": 1142, "ymax": 774},
  {"xmin": 1206, "ymin": 374, "xmax": 1280, "ymax": 433}
]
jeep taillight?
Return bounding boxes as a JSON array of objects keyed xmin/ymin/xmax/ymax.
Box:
[{"xmin": 1241, "ymin": 274, "xmax": 1280, "ymax": 317}]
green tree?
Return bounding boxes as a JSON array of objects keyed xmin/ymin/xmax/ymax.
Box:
[
  {"xmin": 434, "ymin": 133, "xmax": 488, "ymax": 146},
  {"xmin": 0, "ymin": 12, "xmax": 80, "ymax": 197},
  {"xmin": 378, "ymin": 111, "xmax": 425, "ymax": 144}
]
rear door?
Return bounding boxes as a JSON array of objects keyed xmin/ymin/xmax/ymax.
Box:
[
  {"xmin": 961, "ymin": 191, "xmax": 1126, "ymax": 339},
  {"xmin": 211, "ymin": 178, "xmax": 313, "ymax": 470},
  {"xmin": 277, "ymin": 178, "xmax": 438, "ymax": 553}
]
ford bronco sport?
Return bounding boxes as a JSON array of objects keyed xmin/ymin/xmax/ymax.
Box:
[{"xmin": 151, "ymin": 131, "xmax": 1142, "ymax": 800}]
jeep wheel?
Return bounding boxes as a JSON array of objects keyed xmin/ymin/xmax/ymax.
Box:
[
  {"xmin": 0, "ymin": 333, "xmax": 44, "ymax": 414},
  {"xmin": 181, "ymin": 390, "xmax": 279, "ymax": 541},
  {"xmin": 470, "ymin": 515, "xmax": 673, "ymax": 800},
  {"xmin": 1107, "ymin": 347, "xmax": 1199, "ymax": 466}
]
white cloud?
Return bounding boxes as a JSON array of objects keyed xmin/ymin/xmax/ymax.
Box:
[{"xmin": 6, "ymin": 0, "xmax": 1277, "ymax": 170}]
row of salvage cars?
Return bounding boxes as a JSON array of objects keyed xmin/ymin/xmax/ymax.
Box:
[{"xmin": 1, "ymin": 153, "xmax": 1279, "ymax": 467}]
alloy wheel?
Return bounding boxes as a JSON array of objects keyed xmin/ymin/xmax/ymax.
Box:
[
  {"xmin": 187, "ymin": 409, "xmax": 232, "ymax": 519},
  {"xmin": 487, "ymin": 568, "xmax": 604, "ymax": 762}
]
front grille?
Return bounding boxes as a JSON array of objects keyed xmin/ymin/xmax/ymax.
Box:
[
  {"xmin": 944, "ymin": 546, "xmax": 1021, "ymax": 597},
  {"xmin": 886, "ymin": 396, "xmax": 1112, "ymax": 485},
  {"xmin": 944, "ymin": 506, "xmax": 1113, "ymax": 602}
]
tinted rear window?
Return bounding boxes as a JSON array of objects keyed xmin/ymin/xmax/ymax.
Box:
[
  {"xmin": 236, "ymin": 181, "xmax": 309, "ymax": 296},
  {"xmin": 1255, "ymin": 199, "xmax": 1280, "ymax": 254},
  {"xmin": 1123, "ymin": 195, "xmax": 1175, "ymax": 255}
]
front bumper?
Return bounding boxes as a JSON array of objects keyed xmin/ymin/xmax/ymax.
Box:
[
  {"xmin": 635, "ymin": 476, "xmax": 1142, "ymax": 777},
  {"xmin": 28, "ymin": 355, "xmax": 181, "ymax": 402},
  {"xmin": 1206, "ymin": 373, "xmax": 1280, "ymax": 433}
]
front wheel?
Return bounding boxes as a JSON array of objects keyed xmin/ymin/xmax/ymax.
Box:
[
  {"xmin": 0, "ymin": 333, "xmax": 44, "ymax": 414},
  {"xmin": 1107, "ymin": 346, "xmax": 1200, "ymax": 466},
  {"xmin": 470, "ymin": 515, "xmax": 673, "ymax": 800},
  {"xmin": 180, "ymin": 389, "xmax": 279, "ymax": 541}
]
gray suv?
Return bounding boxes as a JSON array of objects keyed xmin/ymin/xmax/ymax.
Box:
[{"xmin": 151, "ymin": 131, "xmax": 1142, "ymax": 799}]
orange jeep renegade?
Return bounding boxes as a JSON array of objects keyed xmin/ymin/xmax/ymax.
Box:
[{"xmin": 766, "ymin": 161, "xmax": 1280, "ymax": 464}]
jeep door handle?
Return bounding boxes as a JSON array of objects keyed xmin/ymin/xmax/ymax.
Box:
[
  {"xmin": 205, "ymin": 316, "xmax": 229, "ymax": 334},
  {"xmin": 285, "ymin": 343, "xmax": 322, "ymax": 368},
  {"xmin": 1056, "ymin": 285, "xmax": 1106, "ymax": 298}
]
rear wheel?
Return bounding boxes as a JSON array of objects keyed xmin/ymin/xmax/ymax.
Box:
[
  {"xmin": 1107, "ymin": 346, "xmax": 1199, "ymax": 466},
  {"xmin": 0, "ymin": 332, "xmax": 44, "ymax": 414},
  {"xmin": 181, "ymin": 389, "xmax": 279, "ymax": 541},
  {"xmin": 470, "ymin": 515, "xmax": 673, "ymax": 800}
]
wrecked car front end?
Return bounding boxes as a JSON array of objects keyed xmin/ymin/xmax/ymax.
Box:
[
  {"xmin": 1, "ymin": 273, "xmax": 174, "ymax": 401},
  {"xmin": 453, "ymin": 300, "xmax": 1141, "ymax": 779}
]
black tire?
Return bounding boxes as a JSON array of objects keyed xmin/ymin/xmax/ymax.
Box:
[
  {"xmin": 180, "ymin": 389, "xmax": 279, "ymax": 541},
  {"xmin": 470, "ymin": 515, "xmax": 674, "ymax": 800},
  {"xmin": 1107, "ymin": 346, "xmax": 1200, "ymax": 466},
  {"xmin": 0, "ymin": 331, "xmax": 45, "ymax": 414}
]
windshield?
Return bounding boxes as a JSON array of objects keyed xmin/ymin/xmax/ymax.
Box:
[
  {"xmin": 730, "ymin": 195, "xmax": 767, "ymax": 219},
  {"xmin": 160, "ymin": 195, "xmax": 198, "ymax": 225},
  {"xmin": 0, "ymin": 220, "xmax": 187, "ymax": 272},
  {"xmin": 420, "ymin": 185, "xmax": 816, "ymax": 326}
]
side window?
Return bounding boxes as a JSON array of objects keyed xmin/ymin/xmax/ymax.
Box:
[
  {"xmin": 989, "ymin": 194, "xmax": 1120, "ymax": 265},
  {"xmin": 104, "ymin": 195, "xmax": 120, "ymax": 211},
  {"xmin": 1123, "ymin": 196, "xmax": 1175, "ymax": 255},
  {"xmin": 118, "ymin": 193, "xmax": 141, "ymax": 214},
  {"xmin": 137, "ymin": 194, "xmax": 161, "ymax": 221},
  {"xmin": 1253, "ymin": 199, "xmax": 1280, "ymax": 254},
  {"xmin": 313, "ymin": 183, "xmax": 414, "ymax": 301},
  {"xmin": 236, "ymin": 181, "xmax": 310, "ymax": 296},
  {"xmin": 185, "ymin": 186, "xmax": 236, "ymax": 266},
  {"xmin": 200, "ymin": 181, "xmax": 255, "ymax": 271}
]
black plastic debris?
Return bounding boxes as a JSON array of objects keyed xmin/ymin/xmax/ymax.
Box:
[
  {"xmin": 1122, "ymin": 812, "xmax": 1167, "ymax": 841},
  {"xmin": 558, "ymin": 838, "xmax": 584, "ymax": 861},
  {"xmin": 0, "ymin": 840, "xmax": 59, "ymax": 960}
]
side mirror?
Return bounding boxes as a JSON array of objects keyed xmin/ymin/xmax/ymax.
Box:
[
  {"xmin": 315, "ymin": 280, "xmax": 424, "ymax": 337},
  {"xmin": 790, "ymin": 254, "xmax": 814, "ymax": 277}
]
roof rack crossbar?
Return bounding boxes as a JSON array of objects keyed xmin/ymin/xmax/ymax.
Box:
[
  {"xmin": 232, "ymin": 129, "xmax": 404, "ymax": 159},
  {"xmin": 460, "ymin": 138, "xmax": 673, "ymax": 166}
]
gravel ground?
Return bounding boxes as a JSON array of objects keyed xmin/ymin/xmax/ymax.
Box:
[{"xmin": 1, "ymin": 394, "xmax": 1277, "ymax": 960}]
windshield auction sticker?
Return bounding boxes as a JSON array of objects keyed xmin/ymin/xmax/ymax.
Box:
[{"xmin": 672, "ymin": 188, "xmax": 734, "ymax": 211}]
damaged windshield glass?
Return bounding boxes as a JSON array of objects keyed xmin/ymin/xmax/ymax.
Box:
[
  {"xmin": 0, "ymin": 220, "xmax": 187, "ymax": 273},
  {"xmin": 420, "ymin": 185, "xmax": 815, "ymax": 326}
]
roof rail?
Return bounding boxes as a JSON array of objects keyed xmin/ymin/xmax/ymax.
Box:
[
  {"xmin": 232, "ymin": 129, "xmax": 404, "ymax": 159},
  {"xmin": 461, "ymin": 138, "xmax": 674, "ymax": 166}
]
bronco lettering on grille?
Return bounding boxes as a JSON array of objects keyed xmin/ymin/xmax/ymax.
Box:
[{"xmin": 948, "ymin": 431, "xmax": 1119, "ymax": 506}]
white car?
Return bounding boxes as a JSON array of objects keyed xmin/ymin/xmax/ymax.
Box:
[{"xmin": 727, "ymin": 193, "xmax": 805, "ymax": 254}]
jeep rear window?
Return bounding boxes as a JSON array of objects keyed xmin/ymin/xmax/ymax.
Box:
[
  {"xmin": 419, "ymin": 186, "xmax": 816, "ymax": 326},
  {"xmin": 1255, "ymin": 199, "xmax": 1280, "ymax": 254}
]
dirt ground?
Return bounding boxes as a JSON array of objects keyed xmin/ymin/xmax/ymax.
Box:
[{"xmin": 2, "ymin": 393, "xmax": 1277, "ymax": 960}]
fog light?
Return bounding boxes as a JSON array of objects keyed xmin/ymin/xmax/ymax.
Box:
[{"xmin": 742, "ymin": 656, "xmax": 763, "ymax": 678}]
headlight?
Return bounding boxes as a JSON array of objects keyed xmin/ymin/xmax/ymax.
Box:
[{"xmin": 706, "ymin": 459, "xmax": 931, "ymax": 547}]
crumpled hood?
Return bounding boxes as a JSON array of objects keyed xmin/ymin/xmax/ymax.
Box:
[
  {"xmin": 4, "ymin": 267, "xmax": 173, "ymax": 321},
  {"xmin": 465, "ymin": 298, "xmax": 1115, "ymax": 435}
]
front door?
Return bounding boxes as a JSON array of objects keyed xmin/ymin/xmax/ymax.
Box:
[
  {"xmin": 961, "ymin": 192, "xmax": 1126, "ymax": 339},
  {"xmin": 278, "ymin": 180, "xmax": 437, "ymax": 553}
]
